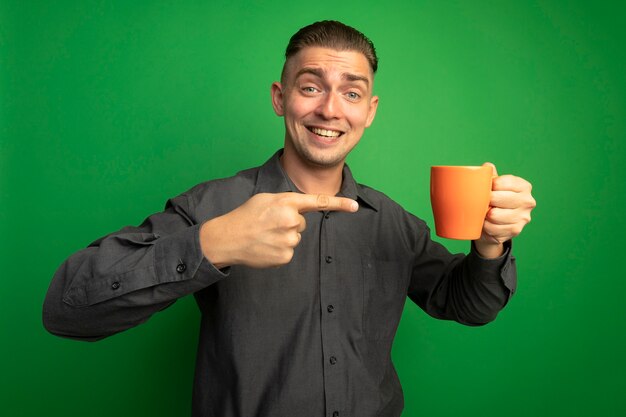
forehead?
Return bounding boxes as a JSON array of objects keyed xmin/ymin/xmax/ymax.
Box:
[{"xmin": 284, "ymin": 47, "xmax": 373, "ymax": 82}]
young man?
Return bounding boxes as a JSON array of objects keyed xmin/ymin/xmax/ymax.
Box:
[{"xmin": 44, "ymin": 21, "xmax": 536, "ymax": 417}]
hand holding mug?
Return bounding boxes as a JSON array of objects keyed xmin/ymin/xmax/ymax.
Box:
[
  {"xmin": 477, "ymin": 163, "xmax": 536, "ymax": 248},
  {"xmin": 430, "ymin": 163, "xmax": 536, "ymax": 258}
]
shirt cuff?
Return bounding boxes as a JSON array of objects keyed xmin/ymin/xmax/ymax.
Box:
[
  {"xmin": 154, "ymin": 223, "xmax": 230, "ymax": 285},
  {"xmin": 63, "ymin": 224, "xmax": 230, "ymax": 307},
  {"xmin": 467, "ymin": 240, "xmax": 517, "ymax": 294}
]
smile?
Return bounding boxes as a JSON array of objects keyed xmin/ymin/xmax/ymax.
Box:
[{"xmin": 307, "ymin": 126, "xmax": 344, "ymax": 138}]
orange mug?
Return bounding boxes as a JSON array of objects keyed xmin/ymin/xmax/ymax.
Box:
[{"xmin": 430, "ymin": 165, "xmax": 493, "ymax": 240}]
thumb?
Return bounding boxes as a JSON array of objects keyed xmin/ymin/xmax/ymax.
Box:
[{"xmin": 483, "ymin": 162, "xmax": 498, "ymax": 177}]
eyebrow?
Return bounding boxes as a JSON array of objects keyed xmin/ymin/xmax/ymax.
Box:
[{"xmin": 295, "ymin": 67, "xmax": 370, "ymax": 87}]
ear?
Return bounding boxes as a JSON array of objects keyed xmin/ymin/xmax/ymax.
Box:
[
  {"xmin": 365, "ymin": 95, "xmax": 379, "ymax": 128},
  {"xmin": 271, "ymin": 82, "xmax": 284, "ymax": 116}
]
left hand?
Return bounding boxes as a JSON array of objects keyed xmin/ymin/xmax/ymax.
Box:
[{"xmin": 474, "ymin": 163, "xmax": 536, "ymax": 258}]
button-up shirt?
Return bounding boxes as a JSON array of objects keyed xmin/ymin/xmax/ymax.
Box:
[{"xmin": 43, "ymin": 150, "xmax": 516, "ymax": 417}]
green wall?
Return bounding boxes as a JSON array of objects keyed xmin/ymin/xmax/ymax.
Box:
[{"xmin": 2, "ymin": 1, "xmax": 624, "ymax": 416}]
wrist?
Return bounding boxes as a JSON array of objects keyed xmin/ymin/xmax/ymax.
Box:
[
  {"xmin": 200, "ymin": 217, "xmax": 233, "ymax": 269},
  {"xmin": 473, "ymin": 239, "xmax": 504, "ymax": 259}
]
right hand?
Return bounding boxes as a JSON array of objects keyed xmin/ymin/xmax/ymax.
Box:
[{"xmin": 199, "ymin": 193, "xmax": 359, "ymax": 269}]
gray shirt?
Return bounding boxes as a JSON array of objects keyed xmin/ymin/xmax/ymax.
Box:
[{"xmin": 43, "ymin": 150, "xmax": 516, "ymax": 417}]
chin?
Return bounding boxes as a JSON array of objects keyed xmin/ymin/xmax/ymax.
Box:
[{"xmin": 300, "ymin": 148, "xmax": 347, "ymax": 168}]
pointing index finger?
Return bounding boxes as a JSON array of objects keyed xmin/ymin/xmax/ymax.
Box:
[{"xmin": 285, "ymin": 193, "xmax": 359, "ymax": 214}]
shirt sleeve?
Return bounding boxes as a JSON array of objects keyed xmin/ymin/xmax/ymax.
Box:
[
  {"xmin": 407, "ymin": 219, "xmax": 517, "ymax": 326},
  {"xmin": 42, "ymin": 192, "xmax": 229, "ymax": 341}
]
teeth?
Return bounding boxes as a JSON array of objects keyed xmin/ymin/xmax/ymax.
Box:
[{"xmin": 311, "ymin": 127, "xmax": 341, "ymax": 138}]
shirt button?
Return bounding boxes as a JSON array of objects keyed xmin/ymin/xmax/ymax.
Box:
[
  {"xmin": 327, "ymin": 305, "xmax": 334, "ymax": 313},
  {"xmin": 111, "ymin": 281, "xmax": 120, "ymax": 290},
  {"xmin": 176, "ymin": 263, "xmax": 186, "ymax": 273},
  {"xmin": 332, "ymin": 412, "xmax": 339, "ymax": 417},
  {"xmin": 324, "ymin": 213, "xmax": 330, "ymax": 219},
  {"xmin": 325, "ymin": 256, "xmax": 333, "ymax": 264},
  {"xmin": 329, "ymin": 356, "xmax": 337, "ymax": 365}
]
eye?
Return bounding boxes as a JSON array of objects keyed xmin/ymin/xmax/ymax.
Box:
[
  {"xmin": 346, "ymin": 91, "xmax": 361, "ymax": 101},
  {"xmin": 302, "ymin": 86, "xmax": 319, "ymax": 94}
]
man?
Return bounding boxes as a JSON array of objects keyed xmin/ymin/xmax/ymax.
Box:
[{"xmin": 43, "ymin": 21, "xmax": 536, "ymax": 417}]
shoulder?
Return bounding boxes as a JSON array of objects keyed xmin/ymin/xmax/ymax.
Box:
[
  {"xmin": 187, "ymin": 166, "xmax": 259, "ymax": 196},
  {"xmin": 174, "ymin": 165, "xmax": 262, "ymax": 220}
]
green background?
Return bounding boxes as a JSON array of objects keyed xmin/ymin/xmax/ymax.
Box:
[{"xmin": 2, "ymin": 1, "xmax": 624, "ymax": 416}]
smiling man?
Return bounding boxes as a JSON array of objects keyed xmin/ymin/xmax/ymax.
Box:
[
  {"xmin": 43, "ymin": 21, "xmax": 536, "ymax": 417},
  {"xmin": 273, "ymin": 46, "xmax": 378, "ymax": 175}
]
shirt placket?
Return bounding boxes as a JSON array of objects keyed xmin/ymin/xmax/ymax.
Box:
[{"xmin": 319, "ymin": 210, "xmax": 344, "ymax": 417}]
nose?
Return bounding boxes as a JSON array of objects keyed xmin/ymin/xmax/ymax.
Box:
[{"xmin": 316, "ymin": 92, "xmax": 342, "ymax": 120}]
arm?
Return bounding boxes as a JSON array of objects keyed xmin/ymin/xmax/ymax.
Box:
[
  {"xmin": 43, "ymin": 191, "xmax": 357, "ymax": 341},
  {"xmin": 408, "ymin": 165, "xmax": 535, "ymax": 325},
  {"xmin": 408, "ymin": 224, "xmax": 516, "ymax": 326},
  {"xmin": 42, "ymin": 192, "xmax": 228, "ymax": 341}
]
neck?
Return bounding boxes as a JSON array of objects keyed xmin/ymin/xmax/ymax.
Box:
[{"xmin": 280, "ymin": 146, "xmax": 344, "ymax": 196}]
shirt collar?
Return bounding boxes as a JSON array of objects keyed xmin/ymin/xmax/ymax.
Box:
[{"xmin": 253, "ymin": 149, "xmax": 379, "ymax": 212}]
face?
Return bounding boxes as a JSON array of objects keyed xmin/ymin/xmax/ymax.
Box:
[{"xmin": 271, "ymin": 47, "xmax": 379, "ymax": 169}]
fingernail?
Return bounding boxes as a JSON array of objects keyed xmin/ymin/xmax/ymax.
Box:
[{"xmin": 351, "ymin": 201, "xmax": 359, "ymax": 211}]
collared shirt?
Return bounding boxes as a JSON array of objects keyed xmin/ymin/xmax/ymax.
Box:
[{"xmin": 43, "ymin": 150, "xmax": 516, "ymax": 417}]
